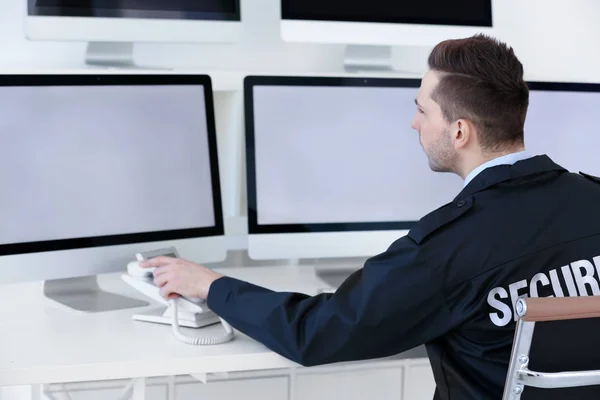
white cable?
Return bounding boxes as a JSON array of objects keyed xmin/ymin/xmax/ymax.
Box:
[{"xmin": 169, "ymin": 299, "xmax": 234, "ymax": 345}]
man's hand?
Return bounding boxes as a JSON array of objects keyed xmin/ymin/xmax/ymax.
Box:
[{"xmin": 139, "ymin": 256, "xmax": 224, "ymax": 300}]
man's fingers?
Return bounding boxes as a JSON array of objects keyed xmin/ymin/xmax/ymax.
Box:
[
  {"xmin": 152, "ymin": 266, "xmax": 169, "ymax": 277},
  {"xmin": 153, "ymin": 272, "xmax": 169, "ymax": 288},
  {"xmin": 159, "ymin": 282, "xmax": 176, "ymax": 300},
  {"xmin": 159, "ymin": 281, "xmax": 183, "ymax": 300},
  {"xmin": 140, "ymin": 256, "xmax": 175, "ymax": 268}
]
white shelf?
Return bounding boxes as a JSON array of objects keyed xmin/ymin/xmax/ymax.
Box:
[
  {"xmin": 204, "ymin": 69, "xmax": 425, "ymax": 91},
  {"xmin": 0, "ymin": 68, "xmax": 424, "ymax": 92}
]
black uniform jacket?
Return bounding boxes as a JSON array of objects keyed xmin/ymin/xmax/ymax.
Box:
[{"xmin": 207, "ymin": 154, "xmax": 600, "ymax": 399}]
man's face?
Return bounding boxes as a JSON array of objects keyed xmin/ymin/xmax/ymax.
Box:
[{"xmin": 410, "ymin": 70, "xmax": 458, "ymax": 173}]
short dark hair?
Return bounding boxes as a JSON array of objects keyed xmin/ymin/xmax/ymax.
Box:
[{"xmin": 428, "ymin": 34, "xmax": 529, "ymax": 152}]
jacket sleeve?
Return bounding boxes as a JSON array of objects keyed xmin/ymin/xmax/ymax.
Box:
[{"xmin": 206, "ymin": 235, "xmax": 455, "ymax": 366}]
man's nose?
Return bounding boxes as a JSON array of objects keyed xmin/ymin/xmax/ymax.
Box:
[{"xmin": 410, "ymin": 116, "xmax": 418, "ymax": 130}]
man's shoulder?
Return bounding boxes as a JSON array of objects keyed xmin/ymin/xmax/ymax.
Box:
[
  {"xmin": 405, "ymin": 168, "xmax": 600, "ymax": 246},
  {"xmin": 407, "ymin": 196, "xmax": 474, "ymax": 245},
  {"xmin": 579, "ymin": 171, "xmax": 600, "ymax": 185}
]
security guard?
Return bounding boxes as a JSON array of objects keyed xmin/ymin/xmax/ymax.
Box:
[{"xmin": 141, "ymin": 34, "xmax": 600, "ymax": 399}]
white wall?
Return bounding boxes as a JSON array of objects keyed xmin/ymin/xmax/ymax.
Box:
[
  {"xmin": 0, "ymin": 0, "xmax": 599, "ymax": 399},
  {"xmin": 491, "ymin": 0, "xmax": 600, "ymax": 83},
  {"xmin": 1, "ymin": 0, "xmax": 599, "ymax": 82},
  {"xmin": 0, "ymin": 0, "xmax": 345, "ymax": 71}
]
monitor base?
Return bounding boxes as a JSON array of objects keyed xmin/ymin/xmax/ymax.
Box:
[
  {"xmin": 343, "ymin": 44, "xmax": 395, "ymax": 73},
  {"xmin": 132, "ymin": 307, "xmax": 221, "ymax": 329},
  {"xmin": 343, "ymin": 44, "xmax": 424, "ymax": 76},
  {"xmin": 43, "ymin": 275, "xmax": 149, "ymax": 313},
  {"xmin": 84, "ymin": 42, "xmax": 171, "ymax": 70}
]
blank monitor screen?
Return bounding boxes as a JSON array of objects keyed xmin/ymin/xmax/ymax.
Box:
[
  {"xmin": 524, "ymin": 81, "xmax": 600, "ymax": 176},
  {"xmin": 281, "ymin": 0, "xmax": 492, "ymax": 27},
  {"xmin": 246, "ymin": 76, "xmax": 463, "ymax": 234},
  {"xmin": 0, "ymin": 75, "xmax": 223, "ymax": 256},
  {"xmin": 28, "ymin": 0, "xmax": 240, "ymax": 20}
]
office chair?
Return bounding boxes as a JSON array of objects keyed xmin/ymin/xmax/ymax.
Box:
[{"xmin": 503, "ymin": 296, "xmax": 600, "ymax": 399}]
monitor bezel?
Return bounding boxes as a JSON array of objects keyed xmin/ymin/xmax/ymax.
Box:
[
  {"xmin": 527, "ymin": 80, "xmax": 600, "ymax": 93},
  {"xmin": 27, "ymin": 0, "xmax": 241, "ymax": 21},
  {"xmin": 0, "ymin": 74, "xmax": 224, "ymax": 256},
  {"xmin": 244, "ymin": 75, "xmax": 422, "ymax": 235},
  {"xmin": 281, "ymin": 1, "xmax": 492, "ymax": 27}
]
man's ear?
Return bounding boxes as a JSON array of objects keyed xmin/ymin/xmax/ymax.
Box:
[{"xmin": 453, "ymin": 119, "xmax": 474, "ymax": 150}]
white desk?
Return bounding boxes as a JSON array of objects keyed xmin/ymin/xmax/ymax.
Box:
[{"xmin": 0, "ymin": 265, "xmax": 432, "ymax": 399}]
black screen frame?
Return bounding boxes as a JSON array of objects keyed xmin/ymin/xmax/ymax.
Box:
[
  {"xmin": 28, "ymin": 0, "xmax": 241, "ymax": 21},
  {"xmin": 526, "ymin": 80, "xmax": 600, "ymax": 93},
  {"xmin": 245, "ymin": 76, "xmax": 600, "ymax": 236},
  {"xmin": 0, "ymin": 74, "xmax": 224, "ymax": 256},
  {"xmin": 281, "ymin": 1, "xmax": 492, "ymax": 27}
]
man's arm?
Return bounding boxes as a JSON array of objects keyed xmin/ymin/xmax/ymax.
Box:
[{"xmin": 206, "ymin": 236, "xmax": 454, "ymax": 366}]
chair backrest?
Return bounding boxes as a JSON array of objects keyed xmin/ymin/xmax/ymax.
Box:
[{"xmin": 503, "ymin": 296, "xmax": 600, "ymax": 399}]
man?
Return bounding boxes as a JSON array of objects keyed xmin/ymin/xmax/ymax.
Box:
[{"xmin": 141, "ymin": 34, "xmax": 600, "ymax": 399}]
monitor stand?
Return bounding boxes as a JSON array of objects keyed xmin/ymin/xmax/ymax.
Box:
[
  {"xmin": 43, "ymin": 275, "xmax": 149, "ymax": 313},
  {"xmin": 343, "ymin": 44, "xmax": 425, "ymax": 76},
  {"xmin": 84, "ymin": 42, "xmax": 170, "ymax": 70},
  {"xmin": 343, "ymin": 44, "xmax": 395, "ymax": 73}
]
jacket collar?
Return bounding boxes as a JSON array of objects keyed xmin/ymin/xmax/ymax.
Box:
[
  {"xmin": 463, "ymin": 150, "xmax": 531, "ymax": 187},
  {"xmin": 455, "ymin": 154, "xmax": 567, "ymax": 199}
]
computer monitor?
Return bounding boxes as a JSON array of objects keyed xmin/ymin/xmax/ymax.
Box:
[
  {"xmin": 524, "ymin": 81, "xmax": 600, "ymax": 176},
  {"xmin": 244, "ymin": 75, "xmax": 463, "ymax": 261},
  {"xmin": 0, "ymin": 74, "xmax": 226, "ymax": 312},
  {"xmin": 245, "ymin": 76, "xmax": 600, "ymax": 263},
  {"xmin": 25, "ymin": 0, "xmax": 243, "ymax": 68},
  {"xmin": 280, "ymin": 0, "xmax": 494, "ymax": 72}
]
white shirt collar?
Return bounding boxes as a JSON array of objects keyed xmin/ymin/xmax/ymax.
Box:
[{"xmin": 463, "ymin": 150, "xmax": 532, "ymax": 187}]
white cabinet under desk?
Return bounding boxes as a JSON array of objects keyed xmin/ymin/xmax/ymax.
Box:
[{"xmin": 40, "ymin": 359, "xmax": 434, "ymax": 400}]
